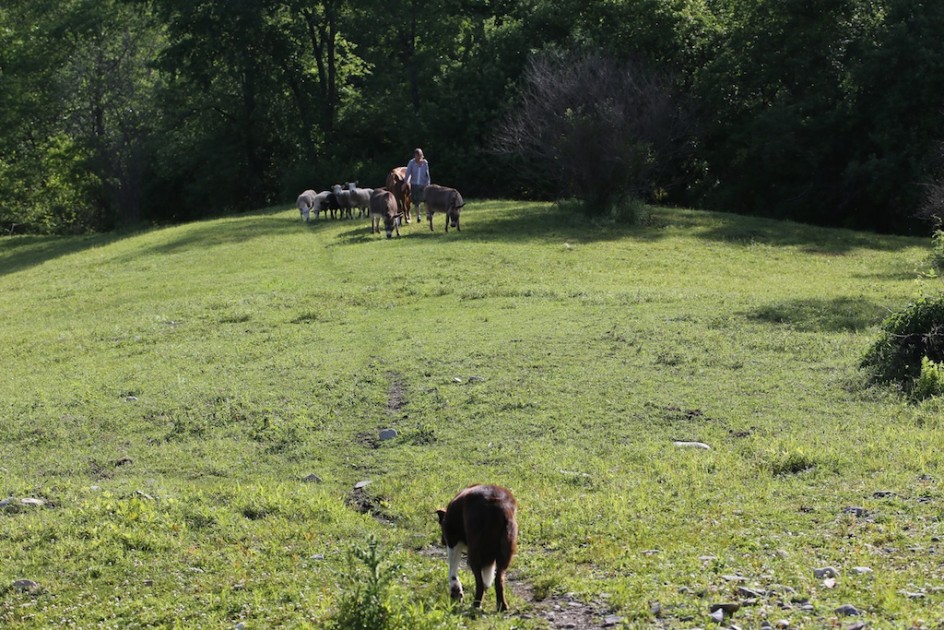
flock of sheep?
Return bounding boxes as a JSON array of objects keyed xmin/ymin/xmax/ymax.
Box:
[{"xmin": 296, "ymin": 168, "xmax": 465, "ymax": 239}]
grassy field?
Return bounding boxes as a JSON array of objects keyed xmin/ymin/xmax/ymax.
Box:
[{"xmin": 1, "ymin": 201, "xmax": 942, "ymax": 628}]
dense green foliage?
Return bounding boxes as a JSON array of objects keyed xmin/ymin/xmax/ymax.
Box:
[
  {"xmin": 861, "ymin": 295, "xmax": 944, "ymax": 388},
  {"xmin": 3, "ymin": 0, "xmax": 944, "ymax": 233}
]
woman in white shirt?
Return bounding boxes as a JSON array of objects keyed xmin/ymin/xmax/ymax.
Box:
[{"xmin": 404, "ymin": 148, "xmax": 431, "ymax": 218}]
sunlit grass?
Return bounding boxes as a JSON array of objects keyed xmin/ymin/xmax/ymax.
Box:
[{"xmin": 1, "ymin": 201, "xmax": 942, "ymax": 627}]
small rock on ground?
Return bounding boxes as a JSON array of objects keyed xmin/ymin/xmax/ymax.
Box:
[
  {"xmin": 674, "ymin": 441, "xmax": 711, "ymax": 450},
  {"xmin": 379, "ymin": 428, "xmax": 398, "ymax": 440},
  {"xmin": 12, "ymin": 579, "xmax": 40, "ymax": 593},
  {"xmin": 835, "ymin": 604, "xmax": 860, "ymax": 616}
]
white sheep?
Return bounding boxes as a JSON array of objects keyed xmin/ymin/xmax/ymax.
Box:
[{"xmin": 297, "ymin": 189, "xmax": 318, "ymax": 222}]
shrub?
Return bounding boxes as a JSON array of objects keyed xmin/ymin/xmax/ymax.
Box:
[
  {"xmin": 861, "ymin": 296, "xmax": 944, "ymax": 388},
  {"xmin": 913, "ymin": 356, "xmax": 944, "ymax": 401},
  {"xmin": 931, "ymin": 230, "xmax": 944, "ymax": 273},
  {"xmin": 330, "ymin": 534, "xmax": 404, "ymax": 630}
]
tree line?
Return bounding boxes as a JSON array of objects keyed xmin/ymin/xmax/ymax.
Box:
[{"xmin": 2, "ymin": 0, "xmax": 944, "ymax": 235}]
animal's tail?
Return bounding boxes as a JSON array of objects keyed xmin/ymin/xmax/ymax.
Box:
[{"xmin": 481, "ymin": 562, "xmax": 496, "ymax": 588}]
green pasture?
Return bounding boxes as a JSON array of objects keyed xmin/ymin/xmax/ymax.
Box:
[{"xmin": 1, "ymin": 202, "xmax": 942, "ymax": 628}]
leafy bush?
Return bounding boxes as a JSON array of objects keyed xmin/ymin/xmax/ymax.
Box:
[
  {"xmin": 331, "ymin": 534, "xmax": 404, "ymax": 630},
  {"xmin": 931, "ymin": 230, "xmax": 944, "ymax": 273},
  {"xmin": 861, "ymin": 296, "xmax": 944, "ymax": 388},
  {"xmin": 913, "ymin": 357, "xmax": 944, "ymax": 401}
]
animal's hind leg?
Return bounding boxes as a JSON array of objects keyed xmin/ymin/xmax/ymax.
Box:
[
  {"xmin": 471, "ymin": 567, "xmax": 486, "ymax": 608},
  {"xmin": 494, "ymin": 569, "xmax": 508, "ymax": 611}
]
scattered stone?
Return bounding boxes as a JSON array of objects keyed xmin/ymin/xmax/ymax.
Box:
[
  {"xmin": 310, "ymin": 554, "xmax": 325, "ymax": 560},
  {"xmin": 842, "ymin": 506, "xmax": 868, "ymax": 518},
  {"xmin": 813, "ymin": 567, "xmax": 839, "ymax": 579},
  {"xmin": 699, "ymin": 555, "xmax": 718, "ymax": 562},
  {"xmin": 674, "ymin": 441, "xmax": 711, "ymax": 450},
  {"xmin": 800, "ymin": 603, "xmax": 815, "ymax": 612},
  {"xmin": 602, "ymin": 614, "xmax": 623, "ymax": 627},
  {"xmin": 143, "ymin": 579, "xmax": 153, "ymax": 587},
  {"xmin": 721, "ymin": 574, "xmax": 747, "ymax": 583},
  {"xmin": 0, "ymin": 497, "xmax": 16, "ymax": 508},
  {"xmin": 775, "ymin": 620, "xmax": 790, "ymax": 629},
  {"xmin": 126, "ymin": 396, "xmax": 138, "ymax": 402},
  {"xmin": 737, "ymin": 586, "xmax": 765, "ymax": 598},
  {"xmin": 710, "ymin": 602, "xmax": 740, "ymax": 616},
  {"xmin": 467, "ymin": 376, "xmax": 485, "ymax": 383},
  {"xmin": 900, "ymin": 590, "xmax": 925, "ymax": 600},
  {"xmin": 852, "ymin": 567, "xmax": 872, "ymax": 575},
  {"xmin": 641, "ymin": 549, "xmax": 660, "ymax": 556},
  {"xmin": 823, "ymin": 578, "xmax": 836, "ymax": 589},
  {"xmin": 559, "ymin": 469, "xmax": 591, "ymax": 479},
  {"xmin": 650, "ymin": 601, "xmax": 663, "ymax": 618},
  {"xmin": 235, "ymin": 623, "xmax": 245, "ymax": 630},
  {"xmin": 452, "ymin": 377, "xmax": 463, "ymax": 383},
  {"xmin": 872, "ymin": 490, "xmax": 895, "ymax": 498},
  {"xmin": 114, "ymin": 457, "xmax": 133, "ymax": 467},
  {"xmin": 709, "ymin": 608, "xmax": 725, "ymax": 623},
  {"xmin": 835, "ymin": 604, "xmax": 860, "ymax": 616},
  {"xmin": 378, "ymin": 428, "xmax": 398, "ymax": 441},
  {"xmin": 12, "ymin": 579, "xmax": 39, "ymax": 593},
  {"xmin": 846, "ymin": 623, "xmax": 867, "ymax": 630},
  {"xmin": 19, "ymin": 498, "xmax": 45, "ymax": 508},
  {"xmin": 301, "ymin": 473, "xmax": 323, "ymax": 483},
  {"xmin": 134, "ymin": 490, "xmax": 154, "ymax": 500},
  {"xmin": 354, "ymin": 480, "xmax": 371, "ymax": 490}
]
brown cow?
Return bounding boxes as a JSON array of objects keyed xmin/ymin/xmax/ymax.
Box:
[
  {"xmin": 385, "ymin": 167, "xmax": 413, "ymax": 224},
  {"xmin": 369, "ymin": 189, "xmax": 401, "ymax": 238},
  {"xmin": 423, "ymin": 184, "xmax": 465, "ymax": 232}
]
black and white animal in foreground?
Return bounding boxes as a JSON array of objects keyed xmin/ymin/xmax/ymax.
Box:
[
  {"xmin": 423, "ymin": 184, "xmax": 465, "ymax": 232},
  {"xmin": 436, "ymin": 484, "xmax": 518, "ymax": 611}
]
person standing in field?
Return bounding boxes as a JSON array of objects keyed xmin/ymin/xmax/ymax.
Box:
[{"xmin": 404, "ymin": 148, "xmax": 431, "ymax": 220}]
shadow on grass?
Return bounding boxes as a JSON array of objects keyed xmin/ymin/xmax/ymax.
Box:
[
  {"xmin": 0, "ymin": 206, "xmax": 312, "ymax": 274},
  {"xmin": 0, "ymin": 232, "xmax": 124, "ymax": 277},
  {"xmin": 126, "ymin": 212, "xmax": 318, "ymax": 258},
  {"xmin": 2, "ymin": 202, "xmax": 926, "ymax": 275},
  {"xmin": 694, "ymin": 213, "xmax": 922, "ymax": 254},
  {"xmin": 328, "ymin": 200, "xmax": 677, "ymax": 247},
  {"xmin": 748, "ymin": 296, "xmax": 892, "ymax": 332}
]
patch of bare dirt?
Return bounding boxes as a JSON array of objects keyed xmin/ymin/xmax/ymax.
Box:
[
  {"xmin": 386, "ymin": 371, "xmax": 406, "ymax": 413},
  {"xmin": 346, "ymin": 485, "xmax": 395, "ymax": 524},
  {"xmin": 415, "ymin": 546, "xmax": 627, "ymax": 627},
  {"xmin": 510, "ymin": 577, "xmax": 619, "ymax": 629}
]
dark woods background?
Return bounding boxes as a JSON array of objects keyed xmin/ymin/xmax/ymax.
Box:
[{"xmin": 3, "ymin": 0, "xmax": 944, "ymax": 235}]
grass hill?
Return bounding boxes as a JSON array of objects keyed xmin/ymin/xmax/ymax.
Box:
[{"xmin": 1, "ymin": 201, "xmax": 942, "ymax": 628}]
